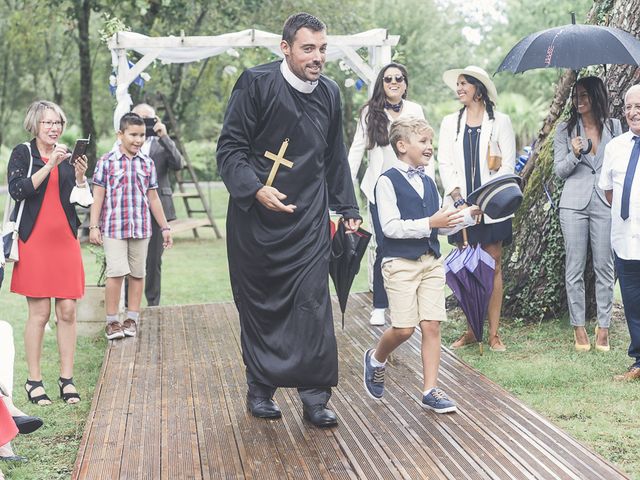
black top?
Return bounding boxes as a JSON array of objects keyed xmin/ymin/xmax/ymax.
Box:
[
  {"xmin": 7, "ymin": 139, "xmax": 81, "ymax": 242},
  {"xmin": 463, "ymin": 125, "xmax": 482, "ymax": 194}
]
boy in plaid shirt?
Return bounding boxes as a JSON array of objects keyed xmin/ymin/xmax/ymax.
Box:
[{"xmin": 89, "ymin": 113, "xmax": 173, "ymax": 340}]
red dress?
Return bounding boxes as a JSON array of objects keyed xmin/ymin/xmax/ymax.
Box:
[
  {"xmin": 0, "ymin": 400, "xmax": 17, "ymax": 446},
  {"xmin": 11, "ymin": 158, "xmax": 85, "ymax": 299}
]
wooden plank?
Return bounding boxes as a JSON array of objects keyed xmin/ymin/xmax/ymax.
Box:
[
  {"xmin": 73, "ymin": 294, "xmax": 630, "ymax": 480},
  {"xmin": 159, "ymin": 305, "xmax": 202, "ymax": 479},
  {"xmin": 168, "ymin": 218, "xmax": 212, "ymax": 234}
]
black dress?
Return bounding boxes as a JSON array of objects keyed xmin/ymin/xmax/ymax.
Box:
[
  {"xmin": 448, "ymin": 125, "xmax": 512, "ymax": 246},
  {"xmin": 217, "ymin": 61, "xmax": 360, "ymax": 390}
]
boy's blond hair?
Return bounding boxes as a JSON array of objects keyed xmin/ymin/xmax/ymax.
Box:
[{"xmin": 389, "ymin": 116, "xmax": 434, "ymax": 156}]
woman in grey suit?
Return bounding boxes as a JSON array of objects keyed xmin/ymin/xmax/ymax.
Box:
[{"xmin": 554, "ymin": 76, "xmax": 621, "ymax": 352}]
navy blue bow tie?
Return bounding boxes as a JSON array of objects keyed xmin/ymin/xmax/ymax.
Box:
[
  {"xmin": 407, "ymin": 166, "xmax": 426, "ymax": 178},
  {"xmin": 384, "ymin": 100, "xmax": 403, "ymax": 112}
]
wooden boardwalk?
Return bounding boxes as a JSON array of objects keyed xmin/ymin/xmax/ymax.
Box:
[{"xmin": 72, "ymin": 293, "xmax": 629, "ymax": 479}]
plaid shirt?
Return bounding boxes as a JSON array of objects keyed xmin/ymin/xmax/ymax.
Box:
[{"xmin": 93, "ymin": 149, "xmax": 158, "ymax": 239}]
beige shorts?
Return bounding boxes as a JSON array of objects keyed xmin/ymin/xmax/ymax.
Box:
[
  {"xmin": 103, "ymin": 237, "xmax": 151, "ymax": 279},
  {"xmin": 381, "ymin": 253, "xmax": 447, "ymax": 328}
]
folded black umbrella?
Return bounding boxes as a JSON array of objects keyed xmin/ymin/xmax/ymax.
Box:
[{"xmin": 329, "ymin": 221, "xmax": 371, "ymax": 328}]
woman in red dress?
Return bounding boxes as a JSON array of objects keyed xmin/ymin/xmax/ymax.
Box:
[{"xmin": 7, "ymin": 100, "xmax": 93, "ymax": 405}]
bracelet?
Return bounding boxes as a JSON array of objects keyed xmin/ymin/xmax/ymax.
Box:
[
  {"xmin": 76, "ymin": 181, "xmax": 87, "ymax": 188},
  {"xmin": 161, "ymin": 226, "xmax": 171, "ymax": 232},
  {"xmin": 89, "ymin": 225, "xmax": 100, "ymax": 230},
  {"xmin": 453, "ymin": 198, "xmax": 467, "ymax": 208}
]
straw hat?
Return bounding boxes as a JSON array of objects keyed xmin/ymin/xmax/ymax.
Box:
[{"xmin": 442, "ymin": 65, "xmax": 498, "ymax": 103}]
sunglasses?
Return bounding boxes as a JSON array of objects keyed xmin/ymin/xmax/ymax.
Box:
[{"xmin": 383, "ymin": 75, "xmax": 405, "ymax": 84}]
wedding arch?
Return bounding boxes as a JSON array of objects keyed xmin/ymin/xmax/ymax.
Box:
[{"xmin": 107, "ymin": 28, "xmax": 400, "ymax": 129}]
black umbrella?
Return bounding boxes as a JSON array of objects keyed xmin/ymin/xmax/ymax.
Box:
[
  {"xmin": 496, "ymin": 13, "xmax": 640, "ymax": 73},
  {"xmin": 329, "ymin": 221, "xmax": 371, "ymax": 328}
]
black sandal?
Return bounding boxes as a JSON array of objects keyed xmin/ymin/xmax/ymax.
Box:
[
  {"xmin": 24, "ymin": 379, "xmax": 51, "ymax": 406},
  {"xmin": 58, "ymin": 377, "xmax": 81, "ymax": 404}
]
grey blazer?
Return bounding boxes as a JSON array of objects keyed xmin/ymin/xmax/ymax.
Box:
[
  {"xmin": 149, "ymin": 135, "xmax": 184, "ymax": 221},
  {"xmin": 553, "ymin": 118, "xmax": 622, "ymax": 210}
]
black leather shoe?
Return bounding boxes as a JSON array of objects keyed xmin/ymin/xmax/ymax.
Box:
[
  {"xmin": 246, "ymin": 395, "xmax": 282, "ymax": 419},
  {"xmin": 302, "ymin": 404, "xmax": 338, "ymax": 427},
  {"xmin": 12, "ymin": 415, "xmax": 43, "ymax": 434}
]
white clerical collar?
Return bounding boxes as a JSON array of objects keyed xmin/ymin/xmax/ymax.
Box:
[{"xmin": 280, "ymin": 59, "xmax": 318, "ymax": 94}]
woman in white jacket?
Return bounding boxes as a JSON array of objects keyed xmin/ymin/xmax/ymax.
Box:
[
  {"xmin": 348, "ymin": 63, "xmax": 430, "ymax": 326},
  {"xmin": 437, "ymin": 66, "xmax": 516, "ymax": 351}
]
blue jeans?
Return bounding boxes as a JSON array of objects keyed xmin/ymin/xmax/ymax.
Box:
[
  {"xmin": 615, "ymin": 254, "xmax": 640, "ymax": 367},
  {"xmin": 369, "ymin": 202, "xmax": 389, "ymax": 309}
]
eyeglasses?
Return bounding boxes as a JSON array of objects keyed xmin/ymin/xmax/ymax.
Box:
[
  {"xmin": 383, "ymin": 75, "xmax": 405, "ymax": 84},
  {"xmin": 40, "ymin": 120, "xmax": 65, "ymax": 129}
]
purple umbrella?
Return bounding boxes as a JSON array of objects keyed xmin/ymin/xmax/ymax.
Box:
[{"xmin": 445, "ymin": 237, "xmax": 495, "ymax": 353}]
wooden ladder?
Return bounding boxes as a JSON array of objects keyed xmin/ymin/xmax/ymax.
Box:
[{"xmin": 156, "ymin": 93, "xmax": 222, "ymax": 239}]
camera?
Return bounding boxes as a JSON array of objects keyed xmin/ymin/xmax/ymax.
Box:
[{"xmin": 143, "ymin": 117, "xmax": 157, "ymax": 137}]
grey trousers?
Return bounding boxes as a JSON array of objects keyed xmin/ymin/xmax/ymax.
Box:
[
  {"xmin": 145, "ymin": 218, "xmax": 164, "ymax": 307},
  {"xmin": 559, "ymin": 193, "xmax": 614, "ymax": 327}
]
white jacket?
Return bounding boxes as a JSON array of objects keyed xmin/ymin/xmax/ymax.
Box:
[
  {"xmin": 348, "ymin": 100, "xmax": 433, "ymax": 203},
  {"xmin": 437, "ymin": 108, "xmax": 516, "ymax": 224}
]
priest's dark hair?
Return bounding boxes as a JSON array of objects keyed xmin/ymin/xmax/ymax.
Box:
[
  {"xmin": 282, "ymin": 12, "xmax": 326, "ymax": 44},
  {"xmin": 119, "ymin": 112, "xmax": 145, "ymax": 132},
  {"xmin": 566, "ymin": 76, "xmax": 610, "ymax": 138},
  {"xmin": 455, "ymin": 74, "xmax": 495, "ymax": 141},
  {"xmin": 360, "ymin": 62, "xmax": 410, "ymax": 150}
]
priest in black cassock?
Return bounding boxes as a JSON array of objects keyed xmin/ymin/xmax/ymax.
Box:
[{"xmin": 216, "ymin": 12, "xmax": 361, "ymax": 427}]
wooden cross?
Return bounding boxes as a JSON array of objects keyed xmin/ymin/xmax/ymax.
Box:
[{"xmin": 264, "ymin": 138, "xmax": 293, "ymax": 186}]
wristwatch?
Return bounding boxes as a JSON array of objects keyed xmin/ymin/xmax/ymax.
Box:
[
  {"xmin": 161, "ymin": 226, "xmax": 171, "ymax": 232},
  {"xmin": 453, "ymin": 198, "xmax": 467, "ymax": 208}
]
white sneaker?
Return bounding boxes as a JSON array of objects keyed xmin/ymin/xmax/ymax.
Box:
[{"xmin": 369, "ymin": 308, "xmax": 386, "ymax": 326}]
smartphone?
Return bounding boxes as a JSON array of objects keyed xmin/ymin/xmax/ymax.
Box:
[
  {"xmin": 68, "ymin": 136, "xmax": 91, "ymax": 165},
  {"xmin": 143, "ymin": 117, "xmax": 157, "ymax": 137}
]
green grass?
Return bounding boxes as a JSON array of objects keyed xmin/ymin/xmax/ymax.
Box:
[{"xmin": 1, "ymin": 185, "xmax": 639, "ymax": 479}]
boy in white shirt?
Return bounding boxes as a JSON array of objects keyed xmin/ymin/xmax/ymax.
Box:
[{"xmin": 363, "ymin": 117, "xmax": 475, "ymax": 412}]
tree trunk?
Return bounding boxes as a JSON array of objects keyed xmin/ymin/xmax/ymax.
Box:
[
  {"xmin": 75, "ymin": 0, "xmax": 97, "ymax": 170},
  {"xmin": 502, "ymin": 0, "xmax": 640, "ymax": 320}
]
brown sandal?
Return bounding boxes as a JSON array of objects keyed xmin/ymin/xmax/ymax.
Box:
[
  {"xmin": 488, "ymin": 334, "xmax": 506, "ymax": 352},
  {"xmin": 450, "ymin": 331, "xmax": 477, "ymax": 349}
]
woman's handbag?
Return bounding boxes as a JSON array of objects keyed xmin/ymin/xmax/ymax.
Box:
[
  {"xmin": 486, "ymin": 120, "xmax": 502, "ymax": 171},
  {"xmin": 487, "ymin": 140, "xmax": 502, "ymax": 171},
  {"xmin": 2, "ymin": 143, "xmax": 34, "ymax": 262}
]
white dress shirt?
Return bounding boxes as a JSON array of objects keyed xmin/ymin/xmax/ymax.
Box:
[
  {"xmin": 599, "ymin": 131, "xmax": 640, "ymax": 260},
  {"xmin": 375, "ymin": 160, "xmax": 476, "ymax": 263}
]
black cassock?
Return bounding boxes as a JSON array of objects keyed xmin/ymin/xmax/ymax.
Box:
[{"xmin": 217, "ymin": 61, "xmax": 360, "ymax": 389}]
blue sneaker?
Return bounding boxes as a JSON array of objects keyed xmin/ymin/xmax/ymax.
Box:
[
  {"xmin": 363, "ymin": 348, "xmax": 385, "ymax": 399},
  {"xmin": 421, "ymin": 388, "xmax": 457, "ymax": 413}
]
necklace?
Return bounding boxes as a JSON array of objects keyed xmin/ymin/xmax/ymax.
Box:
[{"xmin": 467, "ymin": 126, "xmax": 481, "ymax": 190}]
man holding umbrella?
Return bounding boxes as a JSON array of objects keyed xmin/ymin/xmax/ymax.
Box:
[{"xmin": 599, "ymin": 84, "xmax": 640, "ymax": 381}]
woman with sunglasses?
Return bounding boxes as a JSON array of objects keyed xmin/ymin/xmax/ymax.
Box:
[
  {"xmin": 348, "ymin": 62, "xmax": 429, "ymax": 326},
  {"xmin": 7, "ymin": 100, "xmax": 93, "ymax": 405},
  {"xmin": 437, "ymin": 66, "xmax": 516, "ymax": 352},
  {"xmin": 553, "ymin": 76, "xmax": 621, "ymax": 352}
]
